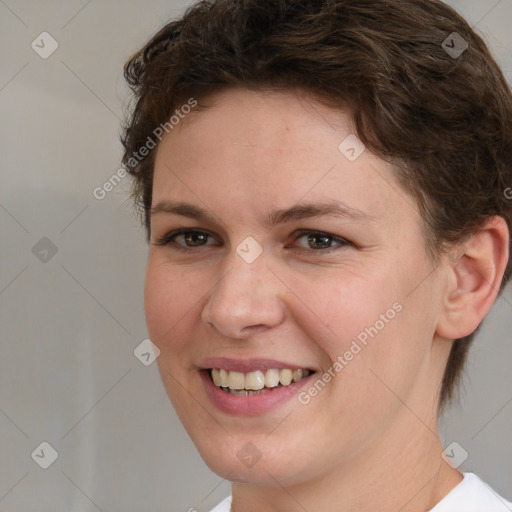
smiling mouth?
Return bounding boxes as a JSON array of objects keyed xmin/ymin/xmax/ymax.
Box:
[{"xmin": 208, "ymin": 368, "xmax": 314, "ymax": 395}]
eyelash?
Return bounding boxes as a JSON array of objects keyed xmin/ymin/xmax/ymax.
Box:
[{"xmin": 154, "ymin": 228, "xmax": 351, "ymax": 253}]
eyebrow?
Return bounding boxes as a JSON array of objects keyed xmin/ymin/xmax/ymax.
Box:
[{"xmin": 150, "ymin": 200, "xmax": 376, "ymax": 226}]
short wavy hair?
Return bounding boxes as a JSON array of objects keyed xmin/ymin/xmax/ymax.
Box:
[{"xmin": 121, "ymin": 0, "xmax": 512, "ymax": 411}]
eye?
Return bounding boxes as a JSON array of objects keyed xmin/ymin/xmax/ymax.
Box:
[
  {"xmin": 289, "ymin": 230, "xmax": 351, "ymax": 251},
  {"xmin": 154, "ymin": 229, "xmax": 219, "ymax": 249}
]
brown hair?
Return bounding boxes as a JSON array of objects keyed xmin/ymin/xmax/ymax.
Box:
[{"xmin": 121, "ymin": 0, "xmax": 512, "ymax": 411}]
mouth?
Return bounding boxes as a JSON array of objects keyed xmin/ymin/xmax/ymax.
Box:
[
  {"xmin": 198, "ymin": 357, "xmax": 318, "ymax": 414},
  {"xmin": 206, "ymin": 367, "xmax": 315, "ymax": 396}
]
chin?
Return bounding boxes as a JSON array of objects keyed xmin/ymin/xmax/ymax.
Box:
[{"xmin": 196, "ymin": 439, "xmax": 313, "ymax": 487}]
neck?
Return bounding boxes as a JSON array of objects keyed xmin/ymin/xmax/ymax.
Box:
[{"xmin": 230, "ymin": 413, "xmax": 462, "ymax": 512}]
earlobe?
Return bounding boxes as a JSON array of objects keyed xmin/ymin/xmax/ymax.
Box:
[{"xmin": 436, "ymin": 216, "xmax": 510, "ymax": 340}]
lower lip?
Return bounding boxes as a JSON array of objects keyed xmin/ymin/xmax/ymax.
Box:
[{"xmin": 200, "ymin": 370, "xmax": 315, "ymax": 416}]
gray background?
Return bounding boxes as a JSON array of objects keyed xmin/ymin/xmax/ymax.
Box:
[{"xmin": 0, "ymin": 0, "xmax": 511, "ymax": 510}]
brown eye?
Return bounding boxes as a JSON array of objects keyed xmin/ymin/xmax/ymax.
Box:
[
  {"xmin": 183, "ymin": 231, "xmax": 210, "ymax": 246},
  {"xmin": 291, "ymin": 230, "xmax": 350, "ymax": 251},
  {"xmin": 306, "ymin": 233, "xmax": 332, "ymax": 249},
  {"xmin": 155, "ymin": 229, "xmax": 219, "ymax": 249}
]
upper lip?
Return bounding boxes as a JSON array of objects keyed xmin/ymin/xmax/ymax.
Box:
[{"xmin": 199, "ymin": 357, "xmax": 317, "ymax": 373}]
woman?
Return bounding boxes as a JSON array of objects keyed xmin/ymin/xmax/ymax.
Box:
[{"xmin": 121, "ymin": 0, "xmax": 512, "ymax": 510}]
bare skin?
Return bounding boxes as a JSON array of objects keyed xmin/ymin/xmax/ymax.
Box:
[{"xmin": 144, "ymin": 88, "xmax": 509, "ymax": 511}]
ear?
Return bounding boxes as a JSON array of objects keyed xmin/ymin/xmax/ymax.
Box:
[{"xmin": 436, "ymin": 216, "xmax": 510, "ymax": 340}]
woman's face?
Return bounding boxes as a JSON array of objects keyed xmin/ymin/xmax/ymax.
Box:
[{"xmin": 145, "ymin": 88, "xmax": 451, "ymax": 486}]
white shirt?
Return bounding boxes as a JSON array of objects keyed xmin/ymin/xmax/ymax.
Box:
[{"xmin": 209, "ymin": 473, "xmax": 512, "ymax": 512}]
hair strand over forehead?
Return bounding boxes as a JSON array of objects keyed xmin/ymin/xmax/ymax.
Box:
[{"xmin": 121, "ymin": 0, "xmax": 512, "ymax": 411}]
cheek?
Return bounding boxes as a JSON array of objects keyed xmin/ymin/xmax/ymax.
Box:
[
  {"xmin": 283, "ymin": 267, "xmax": 395, "ymax": 358},
  {"xmin": 285, "ymin": 267, "xmax": 422, "ymax": 405},
  {"xmin": 144, "ymin": 260, "xmax": 203, "ymax": 347}
]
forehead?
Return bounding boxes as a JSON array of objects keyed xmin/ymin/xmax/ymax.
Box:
[{"xmin": 151, "ymin": 88, "xmax": 419, "ymax": 231}]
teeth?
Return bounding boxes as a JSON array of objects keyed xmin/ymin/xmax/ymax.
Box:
[
  {"xmin": 210, "ymin": 368, "xmax": 311, "ymax": 391},
  {"xmin": 211, "ymin": 368, "xmax": 222, "ymax": 386},
  {"xmin": 245, "ymin": 370, "xmax": 265, "ymax": 390},
  {"xmin": 279, "ymin": 369, "xmax": 293, "ymax": 386},
  {"xmin": 227, "ymin": 388, "xmax": 270, "ymax": 396},
  {"xmin": 265, "ymin": 368, "xmax": 280, "ymax": 388},
  {"xmin": 292, "ymin": 369, "xmax": 303, "ymax": 382},
  {"xmin": 219, "ymin": 369, "xmax": 229, "ymax": 387},
  {"xmin": 228, "ymin": 370, "xmax": 245, "ymax": 390}
]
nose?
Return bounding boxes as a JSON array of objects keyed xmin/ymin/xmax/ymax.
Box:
[{"xmin": 201, "ymin": 253, "xmax": 286, "ymax": 339}]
